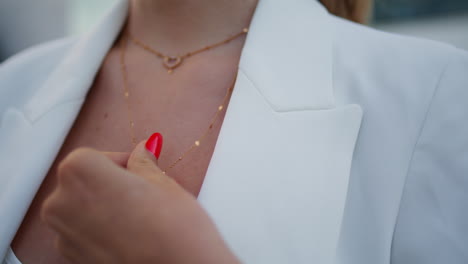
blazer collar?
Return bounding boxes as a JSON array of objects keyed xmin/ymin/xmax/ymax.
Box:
[{"xmin": 239, "ymin": 0, "xmax": 335, "ymax": 111}]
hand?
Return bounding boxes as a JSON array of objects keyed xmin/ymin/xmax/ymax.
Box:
[{"xmin": 41, "ymin": 141, "xmax": 239, "ymax": 264}]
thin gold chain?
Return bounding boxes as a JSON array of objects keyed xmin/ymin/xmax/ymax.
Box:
[
  {"xmin": 119, "ymin": 35, "xmax": 238, "ymax": 174},
  {"xmin": 129, "ymin": 28, "xmax": 248, "ymax": 73}
]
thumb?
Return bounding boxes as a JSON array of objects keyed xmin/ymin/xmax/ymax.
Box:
[{"xmin": 127, "ymin": 133, "xmax": 166, "ymax": 184}]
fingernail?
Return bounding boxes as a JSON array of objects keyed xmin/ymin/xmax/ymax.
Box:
[{"xmin": 145, "ymin": 133, "xmax": 163, "ymax": 159}]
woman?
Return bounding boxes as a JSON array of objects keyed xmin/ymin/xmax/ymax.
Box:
[{"xmin": 1, "ymin": 0, "xmax": 467, "ymax": 263}]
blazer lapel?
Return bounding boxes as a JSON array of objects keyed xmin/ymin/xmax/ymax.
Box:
[
  {"xmin": 0, "ymin": 1, "xmax": 128, "ymax": 259},
  {"xmin": 198, "ymin": 0, "xmax": 363, "ymax": 263}
]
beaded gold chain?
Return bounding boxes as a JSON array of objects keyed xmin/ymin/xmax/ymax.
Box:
[
  {"xmin": 129, "ymin": 28, "xmax": 248, "ymax": 74},
  {"xmin": 118, "ymin": 34, "xmax": 241, "ymax": 173}
]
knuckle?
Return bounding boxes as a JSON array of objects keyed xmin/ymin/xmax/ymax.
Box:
[
  {"xmin": 57, "ymin": 147, "xmax": 97, "ymax": 181},
  {"xmin": 129, "ymin": 156, "xmax": 158, "ymax": 174},
  {"xmin": 41, "ymin": 194, "xmax": 60, "ymax": 223},
  {"xmin": 134, "ymin": 156, "xmax": 154, "ymax": 168}
]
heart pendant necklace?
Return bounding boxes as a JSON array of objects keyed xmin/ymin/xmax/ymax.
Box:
[
  {"xmin": 163, "ymin": 56, "xmax": 183, "ymax": 73},
  {"xmin": 129, "ymin": 27, "xmax": 248, "ymax": 74}
]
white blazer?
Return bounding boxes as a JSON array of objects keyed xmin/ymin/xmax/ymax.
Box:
[{"xmin": 1, "ymin": 0, "xmax": 467, "ymax": 263}]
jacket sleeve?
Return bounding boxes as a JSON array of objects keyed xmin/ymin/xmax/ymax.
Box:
[{"xmin": 391, "ymin": 48, "xmax": 468, "ymax": 263}]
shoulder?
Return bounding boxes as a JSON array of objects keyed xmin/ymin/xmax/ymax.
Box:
[
  {"xmin": 330, "ymin": 14, "xmax": 468, "ymax": 132},
  {"xmin": 330, "ymin": 14, "xmax": 466, "ymax": 62},
  {"xmin": 0, "ymin": 36, "xmax": 78, "ymax": 110},
  {"xmin": 330, "ymin": 15, "xmax": 467, "ymax": 83}
]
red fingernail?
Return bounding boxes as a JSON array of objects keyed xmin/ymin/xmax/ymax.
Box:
[{"xmin": 145, "ymin": 133, "xmax": 163, "ymax": 159}]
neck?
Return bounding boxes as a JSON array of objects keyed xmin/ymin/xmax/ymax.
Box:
[{"xmin": 127, "ymin": 0, "xmax": 258, "ymax": 53}]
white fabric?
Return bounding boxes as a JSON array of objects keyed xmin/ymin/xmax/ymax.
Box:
[
  {"xmin": 2, "ymin": 248, "xmax": 20, "ymax": 264},
  {"xmin": 0, "ymin": 0, "xmax": 467, "ymax": 263}
]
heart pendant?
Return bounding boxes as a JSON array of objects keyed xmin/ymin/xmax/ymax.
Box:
[{"xmin": 163, "ymin": 56, "xmax": 183, "ymax": 73}]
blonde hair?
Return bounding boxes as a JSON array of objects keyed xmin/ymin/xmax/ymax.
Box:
[{"xmin": 319, "ymin": 0, "xmax": 372, "ymax": 24}]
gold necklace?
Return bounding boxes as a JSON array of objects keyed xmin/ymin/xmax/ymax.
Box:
[
  {"xmin": 129, "ymin": 28, "xmax": 248, "ymax": 74},
  {"xmin": 119, "ymin": 35, "xmax": 239, "ymax": 174}
]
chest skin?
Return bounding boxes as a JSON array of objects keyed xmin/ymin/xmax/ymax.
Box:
[{"xmin": 10, "ymin": 42, "xmax": 241, "ymax": 264}]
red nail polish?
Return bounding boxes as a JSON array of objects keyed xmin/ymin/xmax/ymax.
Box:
[{"xmin": 145, "ymin": 133, "xmax": 163, "ymax": 159}]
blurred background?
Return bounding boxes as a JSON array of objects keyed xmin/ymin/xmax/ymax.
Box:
[{"xmin": 1, "ymin": 0, "xmax": 468, "ymax": 62}]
